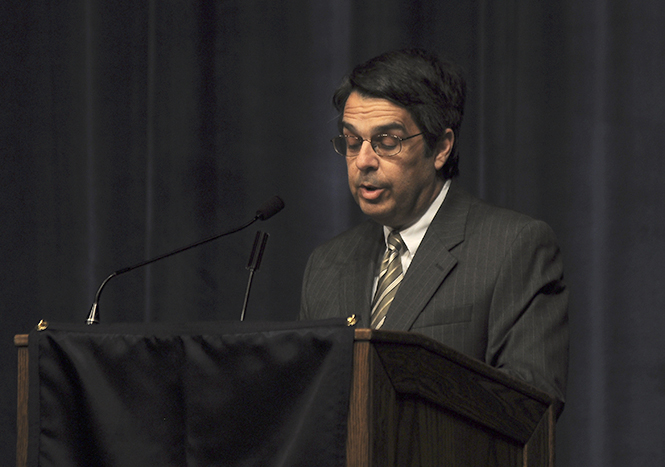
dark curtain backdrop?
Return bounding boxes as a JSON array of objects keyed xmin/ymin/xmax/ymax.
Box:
[{"xmin": 2, "ymin": 1, "xmax": 664, "ymax": 465}]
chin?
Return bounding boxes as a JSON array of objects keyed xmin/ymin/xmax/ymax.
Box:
[
  {"xmin": 362, "ymin": 208, "xmax": 394, "ymax": 226},
  {"xmin": 357, "ymin": 197, "xmax": 396, "ymax": 223}
]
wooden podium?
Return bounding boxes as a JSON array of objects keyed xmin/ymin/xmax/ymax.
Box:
[
  {"xmin": 16, "ymin": 327, "xmax": 556, "ymax": 466},
  {"xmin": 346, "ymin": 329, "xmax": 556, "ymax": 466}
]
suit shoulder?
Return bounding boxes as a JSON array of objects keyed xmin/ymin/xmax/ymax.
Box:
[
  {"xmin": 459, "ymin": 190, "xmax": 558, "ymax": 242},
  {"xmin": 308, "ymin": 219, "xmax": 381, "ymax": 262}
]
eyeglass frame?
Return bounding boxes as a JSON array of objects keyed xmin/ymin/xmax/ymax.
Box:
[{"xmin": 330, "ymin": 132, "xmax": 425, "ymax": 158}]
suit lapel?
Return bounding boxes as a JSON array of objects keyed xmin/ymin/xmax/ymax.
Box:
[
  {"xmin": 340, "ymin": 222, "xmax": 384, "ymax": 328},
  {"xmin": 382, "ymin": 182, "xmax": 470, "ymax": 331}
]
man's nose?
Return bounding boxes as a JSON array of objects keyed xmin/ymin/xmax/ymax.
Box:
[{"xmin": 354, "ymin": 140, "xmax": 379, "ymax": 171}]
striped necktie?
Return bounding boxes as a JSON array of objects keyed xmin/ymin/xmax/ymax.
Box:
[{"xmin": 371, "ymin": 231, "xmax": 405, "ymax": 329}]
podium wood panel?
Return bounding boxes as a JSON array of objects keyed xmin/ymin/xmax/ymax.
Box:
[
  {"xmin": 15, "ymin": 334, "xmax": 28, "ymax": 467},
  {"xmin": 347, "ymin": 329, "xmax": 556, "ymax": 466}
]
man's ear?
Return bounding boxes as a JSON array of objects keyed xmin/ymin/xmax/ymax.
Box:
[{"xmin": 433, "ymin": 128, "xmax": 454, "ymax": 171}]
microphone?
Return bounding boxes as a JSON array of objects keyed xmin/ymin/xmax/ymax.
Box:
[
  {"xmin": 240, "ymin": 231, "xmax": 269, "ymax": 321},
  {"xmin": 256, "ymin": 196, "xmax": 284, "ymax": 220},
  {"xmin": 86, "ymin": 195, "xmax": 284, "ymax": 324}
]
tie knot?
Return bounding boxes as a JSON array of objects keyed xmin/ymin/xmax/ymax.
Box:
[{"xmin": 387, "ymin": 231, "xmax": 404, "ymax": 253}]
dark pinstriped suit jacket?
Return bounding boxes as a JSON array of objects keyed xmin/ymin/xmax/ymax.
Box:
[{"xmin": 300, "ymin": 181, "xmax": 568, "ymax": 404}]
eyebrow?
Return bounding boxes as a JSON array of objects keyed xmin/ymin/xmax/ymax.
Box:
[{"xmin": 341, "ymin": 121, "xmax": 408, "ymax": 135}]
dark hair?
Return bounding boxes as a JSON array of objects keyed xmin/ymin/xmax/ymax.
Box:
[{"xmin": 333, "ymin": 48, "xmax": 466, "ymax": 179}]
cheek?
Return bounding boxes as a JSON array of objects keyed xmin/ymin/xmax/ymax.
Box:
[
  {"xmin": 346, "ymin": 164, "xmax": 358, "ymax": 191},
  {"xmin": 388, "ymin": 164, "xmax": 426, "ymax": 200},
  {"xmin": 383, "ymin": 163, "xmax": 410, "ymax": 190},
  {"xmin": 346, "ymin": 162, "xmax": 355, "ymax": 180}
]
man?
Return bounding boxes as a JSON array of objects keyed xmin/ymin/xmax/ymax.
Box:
[{"xmin": 299, "ymin": 49, "xmax": 568, "ymax": 405}]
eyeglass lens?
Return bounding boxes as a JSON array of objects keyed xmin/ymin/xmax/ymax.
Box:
[{"xmin": 333, "ymin": 135, "xmax": 401, "ymax": 157}]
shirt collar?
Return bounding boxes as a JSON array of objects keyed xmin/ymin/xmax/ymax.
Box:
[{"xmin": 383, "ymin": 179, "xmax": 451, "ymax": 256}]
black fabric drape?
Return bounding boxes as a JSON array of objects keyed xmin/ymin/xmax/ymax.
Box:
[
  {"xmin": 3, "ymin": 1, "xmax": 665, "ymax": 465},
  {"xmin": 28, "ymin": 319, "xmax": 353, "ymax": 467}
]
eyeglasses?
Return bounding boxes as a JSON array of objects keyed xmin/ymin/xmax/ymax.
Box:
[{"xmin": 330, "ymin": 132, "xmax": 424, "ymax": 157}]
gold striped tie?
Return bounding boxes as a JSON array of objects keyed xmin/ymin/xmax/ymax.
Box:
[{"xmin": 371, "ymin": 231, "xmax": 404, "ymax": 329}]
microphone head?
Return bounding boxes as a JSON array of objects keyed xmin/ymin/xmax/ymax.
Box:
[{"xmin": 256, "ymin": 196, "xmax": 285, "ymax": 220}]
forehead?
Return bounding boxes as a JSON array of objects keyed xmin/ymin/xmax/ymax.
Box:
[{"xmin": 341, "ymin": 92, "xmax": 416, "ymax": 133}]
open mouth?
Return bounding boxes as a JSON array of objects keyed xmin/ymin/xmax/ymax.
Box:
[{"xmin": 359, "ymin": 184, "xmax": 384, "ymax": 200}]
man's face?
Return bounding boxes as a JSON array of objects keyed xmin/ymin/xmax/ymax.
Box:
[{"xmin": 342, "ymin": 91, "xmax": 451, "ymax": 229}]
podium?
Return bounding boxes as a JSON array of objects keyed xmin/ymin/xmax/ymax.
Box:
[
  {"xmin": 16, "ymin": 322, "xmax": 557, "ymax": 466},
  {"xmin": 347, "ymin": 329, "xmax": 556, "ymax": 466}
]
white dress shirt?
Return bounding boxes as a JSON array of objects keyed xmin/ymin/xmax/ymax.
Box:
[{"xmin": 373, "ymin": 179, "xmax": 451, "ymax": 295}]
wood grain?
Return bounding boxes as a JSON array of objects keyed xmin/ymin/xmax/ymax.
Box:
[
  {"xmin": 15, "ymin": 334, "xmax": 28, "ymax": 467},
  {"xmin": 349, "ymin": 329, "xmax": 555, "ymax": 466}
]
